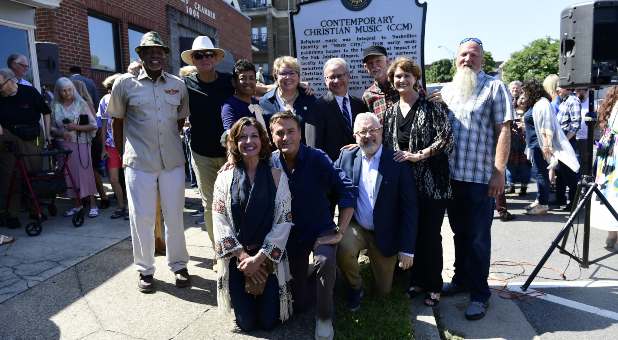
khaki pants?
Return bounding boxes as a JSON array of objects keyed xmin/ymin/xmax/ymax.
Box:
[
  {"xmin": 0, "ymin": 129, "xmax": 42, "ymax": 216},
  {"xmin": 190, "ymin": 151, "xmax": 226, "ymax": 249},
  {"xmin": 337, "ymin": 220, "xmax": 397, "ymax": 295}
]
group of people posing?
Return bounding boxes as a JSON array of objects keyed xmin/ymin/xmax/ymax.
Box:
[
  {"xmin": 100, "ymin": 31, "xmax": 514, "ymax": 340},
  {"xmin": 5, "ymin": 29, "xmax": 590, "ymax": 340}
]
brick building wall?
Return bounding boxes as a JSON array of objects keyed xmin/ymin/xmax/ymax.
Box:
[{"xmin": 35, "ymin": 0, "xmax": 251, "ymax": 91}]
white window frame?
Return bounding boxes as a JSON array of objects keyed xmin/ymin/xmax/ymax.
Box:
[{"xmin": 0, "ymin": 18, "xmax": 40, "ymax": 91}]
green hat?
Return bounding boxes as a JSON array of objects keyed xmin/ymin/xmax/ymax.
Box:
[{"xmin": 135, "ymin": 31, "xmax": 169, "ymax": 54}]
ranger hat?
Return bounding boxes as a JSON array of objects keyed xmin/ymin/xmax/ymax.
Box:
[{"xmin": 135, "ymin": 31, "xmax": 169, "ymax": 54}]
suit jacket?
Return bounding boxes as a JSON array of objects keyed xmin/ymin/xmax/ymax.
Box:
[
  {"xmin": 334, "ymin": 146, "xmax": 418, "ymax": 257},
  {"xmin": 315, "ymin": 92, "xmax": 368, "ymax": 161},
  {"xmin": 258, "ymin": 87, "xmax": 318, "ymax": 147}
]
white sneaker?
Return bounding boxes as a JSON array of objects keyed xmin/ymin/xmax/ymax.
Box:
[
  {"xmin": 315, "ymin": 318, "xmax": 334, "ymax": 340},
  {"xmin": 525, "ymin": 204, "xmax": 548, "ymax": 215}
]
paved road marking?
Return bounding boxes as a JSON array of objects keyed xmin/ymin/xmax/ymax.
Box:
[
  {"xmin": 506, "ymin": 284, "xmax": 618, "ymax": 321},
  {"xmin": 505, "ymin": 280, "xmax": 618, "ymax": 289}
]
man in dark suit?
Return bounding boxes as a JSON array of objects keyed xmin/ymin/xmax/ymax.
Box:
[
  {"xmin": 334, "ymin": 112, "xmax": 418, "ymax": 311},
  {"xmin": 315, "ymin": 58, "xmax": 368, "ymax": 161}
]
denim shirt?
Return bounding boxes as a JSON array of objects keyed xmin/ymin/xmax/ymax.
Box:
[{"xmin": 271, "ymin": 144, "xmax": 355, "ymax": 252}]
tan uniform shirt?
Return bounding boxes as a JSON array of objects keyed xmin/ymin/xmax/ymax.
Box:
[{"xmin": 107, "ymin": 69, "xmax": 189, "ymax": 172}]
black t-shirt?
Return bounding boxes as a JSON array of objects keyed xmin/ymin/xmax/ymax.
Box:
[
  {"xmin": 0, "ymin": 84, "xmax": 51, "ymax": 133},
  {"xmin": 396, "ymin": 105, "xmax": 415, "ymax": 151},
  {"xmin": 185, "ymin": 72, "xmax": 234, "ymax": 157}
]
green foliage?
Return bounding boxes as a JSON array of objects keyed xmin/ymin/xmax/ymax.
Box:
[
  {"xmin": 334, "ymin": 261, "xmax": 412, "ymax": 340},
  {"xmin": 483, "ymin": 51, "xmax": 497, "ymax": 73},
  {"xmin": 426, "ymin": 58, "xmax": 453, "ymax": 83},
  {"xmin": 502, "ymin": 37, "xmax": 559, "ymax": 83}
]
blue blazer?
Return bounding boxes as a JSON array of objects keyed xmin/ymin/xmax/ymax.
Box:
[{"xmin": 334, "ymin": 146, "xmax": 418, "ymax": 257}]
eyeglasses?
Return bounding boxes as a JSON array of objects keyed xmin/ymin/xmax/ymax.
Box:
[
  {"xmin": 278, "ymin": 71, "xmax": 298, "ymax": 78},
  {"xmin": 16, "ymin": 62, "xmax": 29, "ymax": 69},
  {"xmin": 193, "ymin": 51, "xmax": 216, "ymax": 60},
  {"xmin": 325, "ymin": 73, "xmax": 347, "ymax": 81},
  {"xmin": 459, "ymin": 37, "xmax": 483, "ymax": 46},
  {"xmin": 0, "ymin": 77, "xmax": 16, "ymax": 88},
  {"xmin": 354, "ymin": 127, "xmax": 381, "ymax": 137}
]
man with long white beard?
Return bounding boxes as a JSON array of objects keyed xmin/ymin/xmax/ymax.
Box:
[{"xmin": 439, "ymin": 38, "xmax": 512, "ymax": 320}]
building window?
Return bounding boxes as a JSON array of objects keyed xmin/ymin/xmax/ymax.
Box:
[
  {"xmin": 88, "ymin": 15, "xmax": 119, "ymax": 72},
  {"xmin": 128, "ymin": 27, "xmax": 148, "ymax": 63},
  {"xmin": 252, "ymin": 26, "xmax": 267, "ymax": 50},
  {"xmin": 0, "ymin": 25, "xmax": 32, "ymax": 83}
]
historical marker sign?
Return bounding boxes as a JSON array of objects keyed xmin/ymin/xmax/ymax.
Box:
[{"xmin": 291, "ymin": 0, "xmax": 426, "ymax": 97}]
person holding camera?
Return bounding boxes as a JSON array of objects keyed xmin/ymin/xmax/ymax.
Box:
[
  {"xmin": 0, "ymin": 68, "xmax": 51, "ymax": 229},
  {"xmin": 50, "ymin": 77, "xmax": 98, "ymax": 218}
]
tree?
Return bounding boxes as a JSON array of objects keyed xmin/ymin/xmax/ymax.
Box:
[
  {"xmin": 502, "ymin": 37, "xmax": 559, "ymax": 82},
  {"xmin": 425, "ymin": 58, "xmax": 452, "ymax": 83},
  {"xmin": 482, "ymin": 51, "xmax": 496, "ymax": 74}
]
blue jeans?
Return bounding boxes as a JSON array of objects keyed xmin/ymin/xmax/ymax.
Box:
[
  {"xmin": 530, "ymin": 147, "xmax": 550, "ymax": 205},
  {"xmin": 447, "ymin": 180, "xmax": 494, "ymax": 303},
  {"xmin": 228, "ymin": 259, "xmax": 280, "ymax": 332},
  {"xmin": 506, "ymin": 163, "xmax": 531, "ymax": 186}
]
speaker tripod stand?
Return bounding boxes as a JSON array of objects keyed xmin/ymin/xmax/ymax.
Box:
[{"xmin": 521, "ymin": 90, "xmax": 618, "ymax": 292}]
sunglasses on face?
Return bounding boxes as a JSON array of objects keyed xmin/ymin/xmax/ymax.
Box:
[
  {"xmin": 459, "ymin": 37, "xmax": 483, "ymax": 46},
  {"xmin": 193, "ymin": 51, "xmax": 216, "ymax": 60}
]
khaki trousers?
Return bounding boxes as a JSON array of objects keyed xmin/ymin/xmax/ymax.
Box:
[
  {"xmin": 190, "ymin": 151, "xmax": 226, "ymax": 249},
  {"xmin": 337, "ymin": 220, "xmax": 398, "ymax": 295},
  {"xmin": 0, "ymin": 130, "xmax": 42, "ymax": 216}
]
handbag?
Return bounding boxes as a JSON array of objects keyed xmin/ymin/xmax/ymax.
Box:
[{"xmin": 12, "ymin": 124, "xmax": 41, "ymax": 141}]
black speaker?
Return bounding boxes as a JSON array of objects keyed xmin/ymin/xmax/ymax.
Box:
[
  {"xmin": 35, "ymin": 42, "xmax": 60, "ymax": 86},
  {"xmin": 559, "ymin": 1, "xmax": 618, "ymax": 87}
]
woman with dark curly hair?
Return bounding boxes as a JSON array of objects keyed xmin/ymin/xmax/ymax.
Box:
[
  {"xmin": 594, "ymin": 86, "xmax": 618, "ymax": 249},
  {"xmin": 521, "ymin": 80, "xmax": 579, "ymax": 215},
  {"xmin": 212, "ymin": 117, "xmax": 293, "ymax": 331},
  {"xmin": 382, "ymin": 57, "xmax": 453, "ymax": 307}
]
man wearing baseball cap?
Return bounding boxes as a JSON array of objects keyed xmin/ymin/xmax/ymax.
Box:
[
  {"xmin": 361, "ymin": 45, "xmax": 399, "ymax": 124},
  {"xmin": 108, "ymin": 31, "xmax": 191, "ymax": 293}
]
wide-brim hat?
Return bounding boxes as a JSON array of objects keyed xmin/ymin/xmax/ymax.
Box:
[
  {"xmin": 135, "ymin": 31, "xmax": 169, "ymax": 54},
  {"xmin": 181, "ymin": 36, "xmax": 225, "ymax": 65}
]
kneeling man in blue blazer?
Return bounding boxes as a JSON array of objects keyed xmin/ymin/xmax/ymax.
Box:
[{"xmin": 334, "ymin": 112, "xmax": 418, "ymax": 312}]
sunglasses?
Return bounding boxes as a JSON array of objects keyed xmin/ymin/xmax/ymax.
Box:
[
  {"xmin": 459, "ymin": 37, "xmax": 483, "ymax": 46},
  {"xmin": 193, "ymin": 51, "xmax": 216, "ymax": 60}
]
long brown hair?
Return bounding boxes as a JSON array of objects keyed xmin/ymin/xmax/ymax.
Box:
[
  {"xmin": 598, "ymin": 86, "xmax": 618, "ymax": 129},
  {"xmin": 226, "ymin": 117, "xmax": 271, "ymax": 163}
]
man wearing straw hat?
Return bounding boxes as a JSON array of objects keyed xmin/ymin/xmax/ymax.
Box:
[
  {"xmin": 108, "ymin": 31, "xmax": 191, "ymax": 293},
  {"xmin": 180, "ymin": 36, "xmax": 231, "ymax": 260}
]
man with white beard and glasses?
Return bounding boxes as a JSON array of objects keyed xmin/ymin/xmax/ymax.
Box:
[{"xmin": 439, "ymin": 38, "xmax": 512, "ymax": 320}]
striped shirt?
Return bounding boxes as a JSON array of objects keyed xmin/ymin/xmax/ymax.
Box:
[
  {"xmin": 362, "ymin": 80, "xmax": 399, "ymax": 124},
  {"xmin": 442, "ymin": 71, "xmax": 513, "ymax": 184}
]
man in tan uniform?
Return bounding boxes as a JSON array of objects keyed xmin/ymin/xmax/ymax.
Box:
[{"xmin": 108, "ymin": 32, "xmax": 190, "ymax": 293}]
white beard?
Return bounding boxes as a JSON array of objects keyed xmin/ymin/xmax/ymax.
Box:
[{"xmin": 450, "ymin": 66, "xmax": 477, "ymax": 103}]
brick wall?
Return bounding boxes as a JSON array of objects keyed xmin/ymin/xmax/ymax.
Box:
[{"xmin": 35, "ymin": 0, "xmax": 251, "ymax": 91}]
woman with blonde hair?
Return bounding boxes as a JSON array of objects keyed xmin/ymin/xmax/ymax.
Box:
[
  {"xmin": 543, "ymin": 74, "xmax": 561, "ymax": 113},
  {"xmin": 50, "ymin": 77, "xmax": 99, "ymax": 217},
  {"xmin": 259, "ymin": 56, "xmax": 317, "ymax": 144}
]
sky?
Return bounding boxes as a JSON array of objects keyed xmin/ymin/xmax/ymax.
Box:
[{"xmin": 423, "ymin": 0, "xmax": 578, "ymax": 63}]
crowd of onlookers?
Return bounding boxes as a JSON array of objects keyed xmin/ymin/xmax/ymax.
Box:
[{"xmin": 1, "ymin": 30, "xmax": 618, "ymax": 340}]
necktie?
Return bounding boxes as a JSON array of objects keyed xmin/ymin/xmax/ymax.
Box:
[{"xmin": 341, "ymin": 97, "xmax": 352, "ymax": 128}]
